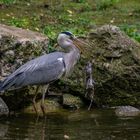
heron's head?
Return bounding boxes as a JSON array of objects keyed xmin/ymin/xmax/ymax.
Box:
[
  {"xmin": 57, "ymin": 31, "xmax": 75, "ymax": 46},
  {"xmin": 57, "ymin": 31, "xmax": 86, "ymax": 54}
]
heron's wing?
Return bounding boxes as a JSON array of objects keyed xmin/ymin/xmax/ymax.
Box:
[{"xmin": 0, "ymin": 52, "xmax": 65, "ymax": 91}]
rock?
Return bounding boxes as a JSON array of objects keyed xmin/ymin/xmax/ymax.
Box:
[
  {"xmin": 64, "ymin": 134, "xmax": 70, "ymax": 139},
  {"xmin": 63, "ymin": 94, "xmax": 83, "ymax": 109},
  {"xmin": 0, "ymin": 24, "xmax": 48, "ymax": 80},
  {"xmin": 0, "ymin": 97, "xmax": 9, "ymax": 116},
  {"xmin": 0, "ymin": 124, "xmax": 8, "ymax": 137},
  {"xmin": 23, "ymin": 99, "xmax": 61, "ymax": 115},
  {"xmin": 0, "ymin": 24, "xmax": 83, "ymax": 114},
  {"xmin": 114, "ymin": 106, "xmax": 140, "ymax": 117},
  {"xmin": 61, "ymin": 25, "xmax": 140, "ymax": 107},
  {"xmin": 5, "ymin": 50, "xmax": 15, "ymax": 57},
  {"xmin": 1, "ymin": 24, "xmax": 140, "ymax": 113},
  {"xmin": 86, "ymin": 25, "xmax": 140, "ymax": 106},
  {"xmin": 0, "ymin": 24, "xmax": 49, "ymax": 111}
]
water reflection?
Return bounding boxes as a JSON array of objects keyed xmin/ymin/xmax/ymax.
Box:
[{"xmin": 0, "ymin": 109, "xmax": 140, "ymax": 140}]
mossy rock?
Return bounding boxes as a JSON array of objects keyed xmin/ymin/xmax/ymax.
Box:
[
  {"xmin": 0, "ymin": 24, "xmax": 49, "ymax": 111},
  {"xmin": 63, "ymin": 94, "xmax": 84, "ymax": 109},
  {"xmin": 1, "ymin": 24, "xmax": 140, "ymax": 112},
  {"xmin": 23, "ymin": 99, "xmax": 61, "ymax": 115},
  {"xmin": 56, "ymin": 25, "xmax": 140, "ymax": 107}
]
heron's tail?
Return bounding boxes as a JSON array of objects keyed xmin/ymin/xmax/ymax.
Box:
[
  {"xmin": 0, "ymin": 79, "xmax": 9, "ymax": 93},
  {"xmin": 0, "ymin": 76, "xmax": 16, "ymax": 93},
  {"xmin": 0, "ymin": 81, "xmax": 3, "ymax": 91},
  {"xmin": 0, "ymin": 72, "xmax": 25, "ymax": 93}
]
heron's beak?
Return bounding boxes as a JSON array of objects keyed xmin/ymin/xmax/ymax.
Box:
[{"xmin": 72, "ymin": 37, "xmax": 91, "ymax": 56}]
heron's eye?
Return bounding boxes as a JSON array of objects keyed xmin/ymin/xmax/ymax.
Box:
[
  {"xmin": 70, "ymin": 36, "xmax": 73, "ymax": 39},
  {"xmin": 70, "ymin": 35, "xmax": 75, "ymax": 40}
]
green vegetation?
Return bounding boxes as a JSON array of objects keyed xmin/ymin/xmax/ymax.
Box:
[
  {"xmin": 9, "ymin": 18, "xmax": 29, "ymax": 28},
  {"xmin": 96, "ymin": 0, "xmax": 120, "ymax": 10},
  {"xmin": 0, "ymin": 0, "xmax": 16, "ymax": 5},
  {"xmin": 0, "ymin": 0, "xmax": 140, "ymax": 44},
  {"xmin": 121, "ymin": 25, "xmax": 140, "ymax": 42}
]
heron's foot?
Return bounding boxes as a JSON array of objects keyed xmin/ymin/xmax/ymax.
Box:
[
  {"xmin": 40, "ymin": 102, "xmax": 46, "ymax": 116},
  {"xmin": 40, "ymin": 85, "xmax": 49, "ymax": 116},
  {"xmin": 85, "ymin": 93, "xmax": 87, "ymax": 98},
  {"xmin": 32, "ymin": 85, "xmax": 41, "ymax": 116},
  {"xmin": 88, "ymin": 99, "xmax": 93, "ymax": 110},
  {"xmin": 32, "ymin": 98, "xmax": 38, "ymax": 116}
]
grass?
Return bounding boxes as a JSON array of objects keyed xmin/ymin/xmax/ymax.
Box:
[
  {"xmin": 0, "ymin": 0, "xmax": 16, "ymax": 5},
  {"xmin": 120, "ymin": 24, "xmax": 140, "ymax": 42},
  {"xmin": 9, "ymin": 17, "xmax": 29, "ymax": 28},
  {"xmin": 96, "ymin": 0, "xmax": 120, "ymax": 10},
  {"xmin": 0, "ymin": 0, "xmax": 140, "ymax": 44}
]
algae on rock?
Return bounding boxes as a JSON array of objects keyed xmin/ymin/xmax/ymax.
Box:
[
  {"xmin": 0, "ymin": 24, "xmax": 140, "ymax": 113},
  {"xmin": 0, "ymin": 24, "xmax": 49, "ymax": 111},
  {"xmin": 85, "ymin": 25, "xmax": 140, "ymax": 106}
]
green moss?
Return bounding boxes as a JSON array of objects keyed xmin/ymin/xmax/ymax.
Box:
[
  {"xmin": 23, "ymin": 99, "xmax": 61, "ymax": 114},
  {"xmin": 1, "ymin": 0, "xmax": 140, "ymax": 109},
  {"xmin": 63, "ymin": 94, "xmax": 83, "ymax": 108},
  {"xmin": 96, "ymin": 0, "xmax": 120, "ymax": 10},
  {"xmin": 0, "ymin": 0, "xmax": 16, "ymax": 5}
]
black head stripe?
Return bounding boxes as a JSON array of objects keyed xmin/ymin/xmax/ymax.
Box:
[{"xmin": 61, "ymin": 31, "xmax": 73, "ymax": 36}]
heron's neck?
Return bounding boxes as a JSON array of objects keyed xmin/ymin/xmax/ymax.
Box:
[{"xmin": 64, "ymin": 46, "xmax": 80, "ymax": 77}]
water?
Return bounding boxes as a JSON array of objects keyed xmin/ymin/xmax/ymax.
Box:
[{"xmin": 0, "ymin": 109, "xmax": 140, "ymax": 140}]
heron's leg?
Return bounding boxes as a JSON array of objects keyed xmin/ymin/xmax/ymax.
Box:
[
  {"xmin": 40, "ymin": 85, "xmax": 49, "ymax": 116},
  {"xmin": 33, "ymin": 85, "xmax": 40, "ymax": 115}
]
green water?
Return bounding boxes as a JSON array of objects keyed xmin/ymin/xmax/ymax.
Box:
[{"xmin": 0, "ymin": 110, "xmax": 140, "ymax": 140}]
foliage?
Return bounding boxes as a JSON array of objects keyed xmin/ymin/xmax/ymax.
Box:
[
  {"xmin": 9, "ymin": 18, "xmax": 29, "ymax": 28},
  {"xmin": 0, "ymin": 0, "xmax": 16, "ymax": 5},
  {"xmin": 73, "ymin": 0, "xmax": 86, "ymax": 3},
  {"xmin": 0, "ymin": 0, "xmax": 140, "ymax": 44},
  {"xmin": 43, "ymin": 26, "xmax": 56, "ymax": 39},
  {"xmin": 96, "ymin": 0, "xmax": 119, "ymax": 10},
  {"xmin": 121, "ymin": 25, "xmax": 140, "ymax": 42}
]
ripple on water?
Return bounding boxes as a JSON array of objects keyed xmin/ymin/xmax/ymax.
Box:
[{"xmin": 0, "ymin": 110, "xmax": 139, "ymax": 140}]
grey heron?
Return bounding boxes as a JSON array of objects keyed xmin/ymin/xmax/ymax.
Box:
[{"xmin": 0, "ymin": 31, "xmax": 88, "ymax": 115}]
